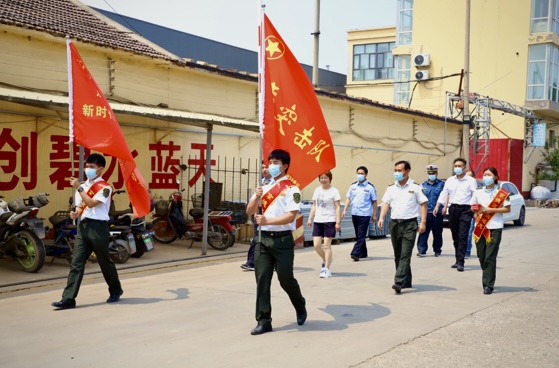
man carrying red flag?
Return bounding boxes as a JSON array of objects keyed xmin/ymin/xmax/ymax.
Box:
[
  {"xmin": 246, "ymin": 149, "xmax": 307, "ymax": 335},
  {"xmin": 51, "ymin": 154, "xmax": 123, "ymax": 310}
]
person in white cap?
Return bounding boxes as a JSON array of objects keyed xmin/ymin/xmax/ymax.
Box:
[{"xmin": 416, "ymin": 165, "xmax": 446, "ymax": 257}]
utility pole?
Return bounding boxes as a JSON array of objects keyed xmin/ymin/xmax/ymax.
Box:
[
  {"xmin": 312, "ymin": 0, "xmax": 320, "ymax": 87},
  {"xmin": 462, "ymin": 0, "xmax": 471, "ymax": 163}
]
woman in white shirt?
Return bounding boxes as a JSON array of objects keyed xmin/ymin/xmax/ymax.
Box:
[
  {"xmin": 306, "ymin": 171, "xmax": 341, "ymax": 278},
  {"xmin": 470, "ymin": 167, "xmax": 511, "ymax": 295}
]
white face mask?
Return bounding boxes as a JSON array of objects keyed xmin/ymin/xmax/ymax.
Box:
[
  {"xmin": 85, "ymin": 167, "xmax": 98, "ymax": 179},
  {"xmin": 268, "ymin": 164, "xmax": 281, "ymax": 178}
]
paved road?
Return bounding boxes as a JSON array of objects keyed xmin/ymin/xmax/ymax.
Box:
[{"xmin": 0, "ymin": 207, "xmax": 557, "ymax": 368}]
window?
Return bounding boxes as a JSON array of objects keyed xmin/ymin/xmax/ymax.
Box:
[
  {"xmin": 528, "ymin": 44, "xmax": 547, "ymax": 100},
  {"xmin": 527, "ymin": 43, "xmax": 559, "ymax": 102},
  {"xmin": 397, "ymin": 0, "xmax": 414, "ymax": 46},
  {"xmin": 352, "ymin": 42, "xmax": 395, "ymax": 81},
  {"xmin": 394, "ymin": 55, "xmax": 411, "ymax": 106},
  {"xmin": 531, "ymin": 0, "xmax": 559, "ymax": 34}
]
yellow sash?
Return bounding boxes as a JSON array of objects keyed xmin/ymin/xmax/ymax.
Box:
[
  {"xmin": 261, "ymin": 179, "xmax": 295, "ymax": 214},
  {"xmin": 473, "ymin": 187, "xmax": 509, "ymax": 243}
]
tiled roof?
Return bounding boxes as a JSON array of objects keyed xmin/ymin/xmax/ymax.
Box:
[{"xmin": 0, "ymin": 0, "xmax": 174, "ymax": 60}]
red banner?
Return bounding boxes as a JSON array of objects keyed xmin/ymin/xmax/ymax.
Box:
[
  {"xmin": 261, "ymin": 15, "xmax": 336, "ymax": 189},
  {"xmin": 68, "ymin": 41, "xmax": 151, "ymax": 217}
]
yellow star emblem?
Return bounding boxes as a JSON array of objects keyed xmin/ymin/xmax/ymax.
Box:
[{"xmin": 266, "ymin": 37, "xmax": 283, "ymax": 59}]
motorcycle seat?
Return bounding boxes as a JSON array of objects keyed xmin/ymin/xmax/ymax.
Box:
[
  {"xmin": 109, "ymin": 225, "xmax": 130, "ymax": 232},
  {"xmin": 0, "ymin": 212, "xmax": 12, "ymax": 223},
  {"xmin": 49, "ymin": 214, "xmax": 71, "ymax": 228},
  {"xmin": 189, "ymin": 208, "xmax": 205, "ymax": 219}
]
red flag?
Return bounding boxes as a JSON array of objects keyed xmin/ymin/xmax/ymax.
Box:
[
  {"xmin": 261, "ymin": 14, "xmax": 336, "ymax": 189},
  {"xmin": 67, "ymin": 40, "xmax": 151, "ymax": 217}
]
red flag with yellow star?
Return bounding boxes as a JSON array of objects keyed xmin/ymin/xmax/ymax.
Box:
[
  {"xmin": 67, "ymin": 40, "xmax": 151, "ymax": 217},
  {"xmin": 260, "ymin": 14, "xmax": 336, "ymax": 189}
]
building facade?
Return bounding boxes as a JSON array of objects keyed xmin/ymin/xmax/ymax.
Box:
[{"xmin": 347, "ymin": 0, "xmax": 559, "ymax": 195}]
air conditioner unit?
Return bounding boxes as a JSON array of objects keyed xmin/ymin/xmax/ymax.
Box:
[
  {"xmin": 415, "ymin": 70, "xmax": 430, "ymax": 81},
  {"xmin": 414, "ymin": 53, "xmax": 430, "ymax": 67}
]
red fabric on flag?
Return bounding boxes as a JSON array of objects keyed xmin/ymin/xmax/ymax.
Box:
[
  {"xmin": 261, "ymin": 15, "xmax": 336, "ymax": 189},
  {"xmin": 69, "ymin": 41, "xmax": 151, "ymax": 217}
]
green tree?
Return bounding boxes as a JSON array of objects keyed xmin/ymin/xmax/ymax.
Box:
[{"xmin": 534, "ymin": 143, "xmax": 559, "ymax": 181}]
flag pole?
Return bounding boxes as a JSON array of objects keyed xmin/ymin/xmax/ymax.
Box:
[
  {"xmin": 257, "ymin": 2, "xmax": 266, "ymax": 243},
  {"xmin": 66, "ymin": 36, "xmax": 77, "ymax": 212}
]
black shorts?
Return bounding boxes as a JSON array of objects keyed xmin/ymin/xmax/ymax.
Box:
[{"xmin": 312, "ymin": 222, "xmax": 336, "ymax": 238}]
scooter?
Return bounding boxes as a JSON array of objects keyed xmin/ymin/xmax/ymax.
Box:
[
  {"xmin": 109, "ymin": 190, "xmax": 155, "ymax": 259},
  {"xmin": 151, "ymin": 190, "xmax": 236, "ymax": 250},
  {"xmin": 0, "ymin": 193, "xmax": 49, "ymax": 273},
  {"xmin": 43, "ymin": 196, "xmax": 77, "ymax": 264}
]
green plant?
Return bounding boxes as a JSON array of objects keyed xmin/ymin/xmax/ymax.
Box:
[{"xmin": 534, "ymin": 143, "xmax": 559, "ymax": 181}]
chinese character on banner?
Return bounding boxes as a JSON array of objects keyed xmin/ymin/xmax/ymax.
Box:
[
  {"xmin": 49, "ymin": 135, "xmax": 90, "ymax": 190},
  {"xmin": 260, "ymin": 15, "xmax": 336, "ymax": 189},
  {"xmin": 187, "ymin": 143, "xmax": 215, "ymax": 187},
  {"xmin": 149, "ymin": 141, "xmax": 181, "ymax": 189},
  {"xmin": 0, "ymin": 128, "xmax": 38, "ymax": 190}
]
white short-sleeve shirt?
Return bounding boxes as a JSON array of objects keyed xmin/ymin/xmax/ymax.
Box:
[
  {"xmin": 312, "ymin": 186, "xmax": 341, "ymax": 223},
  {"xmin": 381, "ymin": 179, "xmax": 427, "ymax": 220}
]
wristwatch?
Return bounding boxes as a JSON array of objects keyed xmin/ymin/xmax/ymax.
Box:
[{"xmin": 77, "ymin": 187, "xmax": 84, "ymax": 193}]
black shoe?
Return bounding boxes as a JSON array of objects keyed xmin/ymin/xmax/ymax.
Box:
[
  {"xmin": 457, "ymin": 264, "xmax": 464, "ymax": 272},
  {"xmin": 483, "ymin": 287, "xmax": 493, "ymax": 295},
  {"xmin": 451, "ymin": 263, "xmax": 458, "ymax": 268},
  {"xmin": 51, "ymin": 299, "xmax": 76, "ymax": 310},
  {"xmin": 241, "ymin": 264, "xmax": 255, "ymax": 271},
  {"xmin": 416, "ymin": 253, "xmax": 427, "ymax": 257},
  {"xmin": 296, "ymin": 309, "xmax": 307, "ymax": 326},
  {"xmin": 107, "ymin": 290, "xmax": 123, "ymax": 303},
  {"xmin": 350, "ymin": 255, "xmax": 359, "ymax": 262},
  {"xmin": 434, "ymin": 253, "xmax": 441, "ymax": 257},
  {"xmin": 392, "ymin": 283, "xmax": 402, "ymax": 294},
  {"xmin": 251, "ymin": 324, "xmax": 273, "ymax": 335}
]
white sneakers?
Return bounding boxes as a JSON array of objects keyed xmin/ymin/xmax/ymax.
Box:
[{"xmin": 319, "ymin": 268, "xmax": 332, "ymax": 278}]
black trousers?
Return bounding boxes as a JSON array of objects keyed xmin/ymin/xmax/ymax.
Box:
[
  {"xmin": 351, "ymin": 215, "xmax": 371, "ymax": 258},
  {"xmin": 448, "ymin": 205, "xmax": 473, "ymax": 266}
]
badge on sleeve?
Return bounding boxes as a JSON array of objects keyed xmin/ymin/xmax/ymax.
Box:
[
  {"xmin": 103, "ymin": 188, "xmax": 110, "ymax": 198},
  {"xmin": 293, "ymin": 193, "xmax": 301, "ymax": 203}
]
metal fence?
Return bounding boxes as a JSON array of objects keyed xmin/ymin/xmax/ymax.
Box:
[{"xmin": 179, "ymin": 155, "xmax": 262, "ymax": 223}]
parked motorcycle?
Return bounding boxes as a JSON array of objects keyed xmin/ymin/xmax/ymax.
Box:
[
  {"xmin": 0, "ymin": 193, "xmax": 49, "ymax": 272},
  {"xmin": 109, "ymin": 190, "xmax": 154, "ymax": 259},
  {"xmin": 42, "ymin": 195, "xmax": 77, "ymax": 264},
  {"xmin": 151, "ymin": 190, "xmax": 236, "ymax": 250}
]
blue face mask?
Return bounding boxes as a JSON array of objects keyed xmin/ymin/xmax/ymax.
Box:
[
  {"xmin": 356, "ymin": 174, "xmax": 365, "ymax": 182},
  {"xmin": 428, "ymin": 174, "xmax": 437, "ymax": 181},
  {"xmin": 454, "ymin": 167, "xmax": 463, "ymax": 175},
  {"xmin": 394, "ymin": 172, "xmax": 404, "ymax": 181},
  {"xmin": 85, "ymin": 167, "xmax": 98, "ymax": 179},
  {"xmin": 482, "ymin": 176, "xmax": 494, "ymax": 186},
  {"xmin": 268, "ymin": 164, "xmax": 281, "ymax": 178}
]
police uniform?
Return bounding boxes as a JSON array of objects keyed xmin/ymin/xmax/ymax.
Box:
[
  {"xmin": 381, "ymin": 179, "xmax": 427, "ymax": 288},
  {"xmin": 253, "ymin": 177, "xmax": 306, "ymax": 329},
  {"xmin": 416, "ymin": 165, "xmax": 445, "ymax": 256},
  {"xmin": 61, "ymin": 177, "xmax": 122, "ymax": 303},
  {"xmin": 345, "ymin": 180, "xmax": 377, "ymax": 259}
]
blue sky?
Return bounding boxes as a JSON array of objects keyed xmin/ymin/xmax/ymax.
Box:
[{"xmin": 81, "ymin": 0, "xmax": 397, "ymax": 74}]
